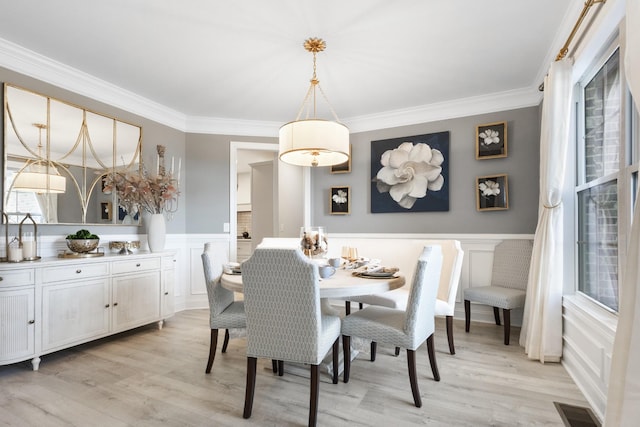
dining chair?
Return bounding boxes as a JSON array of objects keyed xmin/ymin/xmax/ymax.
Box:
[
  {"xmin": 241, "ymin": 247, "xmax": 341, "ymax": 427},
  {"xmin": 342, "ymin": 245, "xmax": 443, "ymax": 408},
  {"xmin": 345, "ymin": 240, "xmax": 464, "ymax": 355},
  {"xmin": 201, "ymin": 243, "xmax": 246, "ymax": 374},
  {"xmin": 463, "ymin": 239, "xmax": 533, "ymax": 345}
]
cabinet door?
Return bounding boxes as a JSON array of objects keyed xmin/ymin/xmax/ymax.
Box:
[
  {"xmin": 42, "ymin": 279, "xmax": 110, "ymax": 351},
  {"xmin": 0, "ymin": 287, "xmax": 35, "ymax": 363},
  {"xmin": 112, "ymin": 271, "xmax": 161, "ymax": 332},
  {"xmin": 162, "ymin": 263, "xmax": 176, "ymax": 318}
]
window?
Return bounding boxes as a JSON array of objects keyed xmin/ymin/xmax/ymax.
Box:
[{"xmin": 576, "ymin": 46, "xmax": 639, "ymax": 312}]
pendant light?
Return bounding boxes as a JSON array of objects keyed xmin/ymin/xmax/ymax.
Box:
[
  {"xmin": 279, "ymin": 38, "xmax": 350, "ymax": 168},
  {"xmin": 12, "ymin": 123, "xmax": 66, "ymax": 194}
]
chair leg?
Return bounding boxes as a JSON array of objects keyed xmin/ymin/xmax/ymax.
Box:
[
  {"xmin": 278, "ymin": 360, "xmax": 284, "ymax": 376},
  {"xmin": 503, "ymin": 309, "xmax": 511, "ymax": 345},
  {"xmin": 464, "ymin": 300, "xmax": 471, "ymax": 332},
  {"xmin": 395, "ymin": 346, "xmax": 400, "ymax": 356},
  {"xmin": 205, "ymin": 329, "xmax": 218, "ymax": 374},
  {"xmin": 446, "ymin": 315, "xmax": 455, "ymax": 355},
  {"xmin": 243, "ymin": 357, "xmax": 257, "ymax": 419},
  {"xmin": 332, "ymin": 338, "xmax": 339, "ymax": 384},
  {"xmin": 309, "ymin": 364, "xmax": 319, "ymax": 427},
  {"xmin": 407, "ymin": 349, "xmax": 422, "ymax": 408},
  {"xmin": 345, "ymin": 301, "xmax": 351, "ymax": 315},
  {"xmin": 271, "ymin": 359, "xmax": 278, "ymax": 373},
  {"xmin": 221, "ymin": 329, "xmax": 230, "ymax": 353},
  {"xmin": 370, "ymin": 341, "xmax": 377, "ymax": 362},
  {"xmin": 426, "ymin": 333, "xmax": 440, "ymax": 381},
  {"xmin": 342, "ymin": 335, "xmax": 351, "ymax": 383},
  {"xmin": 493, "ymin": 307, "xmax": 501, "ymax": 325}
]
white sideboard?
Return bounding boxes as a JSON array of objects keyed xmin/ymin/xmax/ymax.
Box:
[{"xmin": 0, "ymin": 251, "xmax": 176, "ymax": 370}]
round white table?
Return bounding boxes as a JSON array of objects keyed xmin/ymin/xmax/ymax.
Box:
[
  {"xmin": 221, "ymin": 268, "xmax": 405, "ymax": 375},
  {"xmin": 220, "ymin": 268, "xmax": 405, "ymax": 300}
]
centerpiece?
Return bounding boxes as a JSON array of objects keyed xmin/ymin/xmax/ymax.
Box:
[{"xmin": 300, "ymin": 226, "xmax": 328, "ymax": 258}]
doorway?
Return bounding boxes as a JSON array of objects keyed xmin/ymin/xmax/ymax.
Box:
[{"xmin": 229, "ymin": 142, "xmax": 278, "ymax": 261}]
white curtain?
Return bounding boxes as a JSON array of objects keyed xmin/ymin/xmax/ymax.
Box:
[
  {"xmin": 519, "ymin": 59, "xmax": 573, "ymax": 362},
  {"xmin": 605, "ymin": 1, "xmax": 640, "ymax": 425}
]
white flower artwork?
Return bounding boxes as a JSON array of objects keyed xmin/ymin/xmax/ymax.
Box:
[
  {"xmin": 476, "ymin": 174, "xmax": 509, "ymax": 211},
  {"xmin": 479, "ymin": 180, "xmax": 500, "ymax": 196},
  {"xmin": 476, "ymin": 122, "xmax": 507, "ymax": 159},
  {"xmin": 330, "ymin": 186, "xmax": 350, "ymax": 214},
  {"xmin": 479, "ymin": 129, "xmax": 500, "ymax": 146},
  {"xmin": 371, "ymin": 132, "xmax": 449, "ymax": 213}
]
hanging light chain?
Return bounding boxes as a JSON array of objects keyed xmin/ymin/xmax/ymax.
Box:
[{"xmin": 293, "ymin": 38, "xmax": 341, "ymax": 123}]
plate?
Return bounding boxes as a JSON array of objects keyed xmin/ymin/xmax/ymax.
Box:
[{"xmin": 360, "ymin": 271, "xmax": 398, "ymax": 278}]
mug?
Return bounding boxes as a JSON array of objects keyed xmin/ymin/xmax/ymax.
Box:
[
  {"xmin": 328, "ymin": 258, "xmax": 341, "ymax": 268},
  {"xmin": 318, "ymin": 265, "xmax": 336, "ymax": 279}
]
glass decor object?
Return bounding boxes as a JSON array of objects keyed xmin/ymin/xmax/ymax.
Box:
[{"xmin": 300, "ymin": 226, "xmax": 328, "ymax": 258}]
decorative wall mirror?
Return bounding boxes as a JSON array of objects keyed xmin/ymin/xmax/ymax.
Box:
[{"xmin": 3, "ymin": 84, "xmax": 142, "ymax": 225}]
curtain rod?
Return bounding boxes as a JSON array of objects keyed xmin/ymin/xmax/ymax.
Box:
[
  {"xmin": 555, "ymin": 0, "xmax": 606, "ymax": 61},
  {"xmin": 539, "ymin": 0, "xmax": 606, "ymax": 91}
]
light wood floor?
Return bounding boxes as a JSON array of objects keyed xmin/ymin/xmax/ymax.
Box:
[{"xmin": 0, "ymin": 309, "xmax": 589, "ymax": 426}]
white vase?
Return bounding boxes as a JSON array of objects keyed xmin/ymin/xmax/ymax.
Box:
[{"xmin": 147, "ymin": 213, "xmax": 166, "ymax": 252}]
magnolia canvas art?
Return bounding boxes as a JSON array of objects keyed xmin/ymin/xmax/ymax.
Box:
[{"xmin": 370, "ymin": 131, "xmax": 449, "ymax": 213}]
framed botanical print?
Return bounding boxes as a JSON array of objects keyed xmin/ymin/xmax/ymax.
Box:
[
  {"xmin": 330, "ymin": 186, "xmax": 350, "ymax": 214},
  {"xmin": 476, "ymin": 121, "xmax": 507, "ymax": 159},
  {"xmin": 476, "ymin": 174, "xmax": 508, "ymax": 211},
  {"xmin": 100, "ymin": 202, "xmax": 112, "ymax": 220},
  {"xmin": 330, "ymin": 144, "xmax": 352, "ymax": 174}
]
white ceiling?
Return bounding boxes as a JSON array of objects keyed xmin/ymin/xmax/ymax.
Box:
[{"xmin": 0, "ymin": 1, "xmax": 577, "ymax": 135}]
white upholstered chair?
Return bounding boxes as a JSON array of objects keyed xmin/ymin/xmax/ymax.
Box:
[
  {"xmin": 346, "ymin": 240, "xmax": 464, "ymax": 355},
  {"xmin": 341, "ymin": 245, "xmax": 443, "ymax": 408},
  {"xmin": 241, "ymin": 247, "xmax": 341, "ymax": 427},
  {"xmin": 463, "ymin": 239, "xmax": 533, "ymax": 345},
  {"xmin": 201, "ymin": 243, "xmax": 246, "ymax": 374}
]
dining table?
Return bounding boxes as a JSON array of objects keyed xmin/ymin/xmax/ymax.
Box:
[
  {"xmin": 220, "ymin": 267, "xmax": 406, "ymax": 315},
  {"xmin": 220, "ymin": 266, "xmax": 406, "ymax": 376}
]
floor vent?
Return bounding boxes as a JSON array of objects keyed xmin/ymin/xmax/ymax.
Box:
[{"xmin": 554, "ymin": 402, "xmax": 601, "ymax": 427}]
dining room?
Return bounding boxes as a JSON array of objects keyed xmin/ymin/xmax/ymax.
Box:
[{"xmin": 1, "ymin": 1, "xmax": 639, "ymax": 426}]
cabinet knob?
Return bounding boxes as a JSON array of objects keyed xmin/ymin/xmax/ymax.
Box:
[
  {"xmin": 113, "ymin": 302, "xmax": 118, "ymax": 306},
  {"xmin": 164, "ymin": 292, "xmax": 169, "ymax": 295},
  {"xmin": 28, "ymin": 320, "xmax": 35, "ymax": 324},
  {"xmin": 76, "ymin": 269, "xmax": 82, "ymax": 274},
  {"xmin": 136, "ymin": 263, "xmax": 141, "ymax": 267},
  {"xmin": 0, "ymin": 276, "xmax": 3, "ymax": 281},
  {"xmin": 105, "ymin": 304, "xmax": 110, "ymax": 308}
]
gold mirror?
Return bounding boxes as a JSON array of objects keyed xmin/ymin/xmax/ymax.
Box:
[{"xmin": 3, "ymin": 84, "xmax": 142, "ymax": 224}]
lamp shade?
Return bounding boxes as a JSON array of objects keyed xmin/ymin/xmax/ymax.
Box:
[
  {"xmin": 13, "ymin": 169, "xmax": 66, "ymax": 194},
  {"xmin": 279, "ymin": 119, "xmax": 349, "ymax": 167}
]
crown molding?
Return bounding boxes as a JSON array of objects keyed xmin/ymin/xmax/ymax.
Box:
[
  {"xmin": 185, "ymin": 115, "xmax": 280, "ymax": 137},
  {"xmin": 0, "ymin": 37, "xmax": 187, "ymax": 131},
  {"xmin": 343, "ymin": 87, "xmax": 543, "ymax": 134},
  {"xmin": 1, "ymin": 36, "xmax": 542, "ymax": 137}
]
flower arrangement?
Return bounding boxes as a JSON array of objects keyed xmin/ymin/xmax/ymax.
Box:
[{"xmin": 103, "ymin": 167, "xmax": 179, "ymax": 215}]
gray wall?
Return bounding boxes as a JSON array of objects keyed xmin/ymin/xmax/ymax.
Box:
[
  {"xmin": 312, "ymin": 106, "xmax": 541, "ymax": 234},
  {"xmin": 3, "ymin": 67, "xmax": 540, "ymax": 237},
  {"xmin": 184, "ymin": 133, "xmax": 275, "ymax": 233}
]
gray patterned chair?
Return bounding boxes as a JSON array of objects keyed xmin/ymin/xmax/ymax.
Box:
[
  {"xmin": 346, "ymin": 240, "xmax": 464, "ymax": 355},
  {"xmin": 241, "ymin": 247, "xmax": 341, "ymax": 427},
  {"xmin": 341, "ymin": 245, "xmax": 443, "ymax": 408},
  {"xmin": 201, "ymin": 243, "xmax": 246, "ymax": 374},
  {"xmin": 463, "ymin": 239, "xmax": 533, "ymax": 345}
]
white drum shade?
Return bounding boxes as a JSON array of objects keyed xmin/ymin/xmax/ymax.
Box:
[
  {"xmin": 13, "ymin": 167, "xmax": 66, "ymax": 194},
  {"xmin": 279, "ymin": 119, "xmax": 349, "ymax": 167}
]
